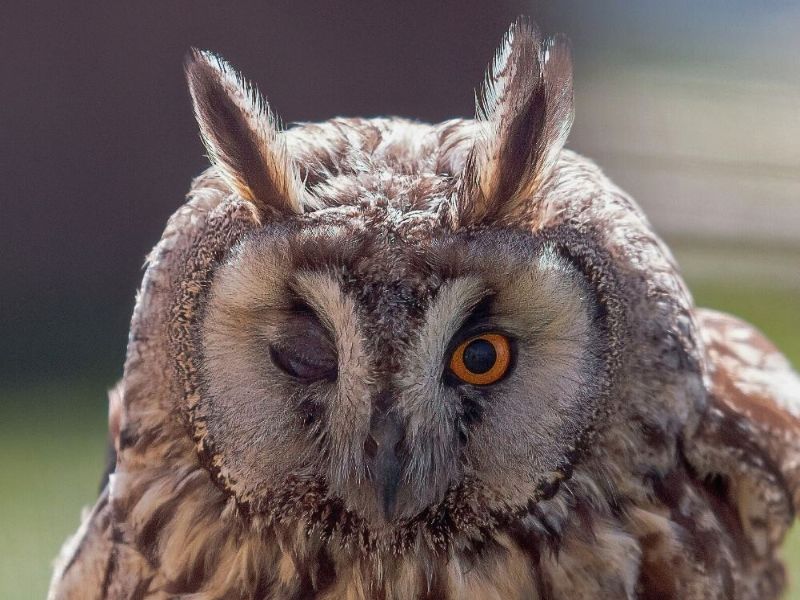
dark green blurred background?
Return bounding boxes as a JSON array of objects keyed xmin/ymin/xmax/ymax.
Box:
[{"xmin": 1, "ymin": 1, "xmax": 798, "ymax": 597}]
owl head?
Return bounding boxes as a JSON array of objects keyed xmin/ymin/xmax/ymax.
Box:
[{"xmin": 164, "ymin": 21, "xmax": 630, "ymax": 530}]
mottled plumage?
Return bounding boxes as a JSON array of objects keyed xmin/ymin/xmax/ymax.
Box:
[{"xmin": 49, "ymin": 20, "xmax": 799, "ymax": 600}]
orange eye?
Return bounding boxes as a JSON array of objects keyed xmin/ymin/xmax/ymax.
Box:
[{"xmin": 449, "ymin": 333, "xmax": 512, "ymax": 385}]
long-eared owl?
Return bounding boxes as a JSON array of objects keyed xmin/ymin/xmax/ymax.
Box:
[{"xmin": 49, "ymin": 19, "xmax": 800, "ymax": 600}]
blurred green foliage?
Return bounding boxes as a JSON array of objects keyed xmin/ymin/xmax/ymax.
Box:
[
  {"xmin": 0, "ymin": 280, "xmax": 797, "ymax": 598},
  {"xmin": 0, "ymin": 381, "xmax": 107, "ymax": 599}
]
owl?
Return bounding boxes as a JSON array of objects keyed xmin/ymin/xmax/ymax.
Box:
[{"xmin": 49, "ymin": 20, "xmax": 800, "ymax": 600}]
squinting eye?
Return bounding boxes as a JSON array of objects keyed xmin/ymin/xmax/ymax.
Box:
[{"xmin": 449, "ymin": 333, "xmax": 512, "ymax": 385}]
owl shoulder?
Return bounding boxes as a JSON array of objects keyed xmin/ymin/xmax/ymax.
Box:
[{"xmin": 685, "ymin": 308, "xmax": 800, "ymax": 557}]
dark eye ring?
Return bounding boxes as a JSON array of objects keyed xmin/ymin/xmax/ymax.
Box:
[{"xmin": 448, "ymin": 333, "xmax": 512, "ymax": 385}]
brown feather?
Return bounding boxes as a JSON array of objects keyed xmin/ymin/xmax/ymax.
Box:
[
  {"xmin": 185, "ymin": 49, "xmax": 305, "ymax": 220},
  {"xmin": 688, "ymin": 308, "xmax": 800, "ymax": 558},
  {"xmin": 453, "ymin": 19, "xmax": 574, "ymax": 227}
]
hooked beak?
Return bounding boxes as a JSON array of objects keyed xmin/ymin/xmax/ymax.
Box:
[{"xmin": 364, "ymin": 410, "xmax": 405, "ymax": 520}]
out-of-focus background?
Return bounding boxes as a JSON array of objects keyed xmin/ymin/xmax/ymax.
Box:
[{"xmin": 1, "ymin": 1, "xmax": 798, "ymax": 597}]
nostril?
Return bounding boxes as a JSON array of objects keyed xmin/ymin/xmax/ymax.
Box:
[{"xmin": 364, "ymin": 434, "xmax": 378, "ymax": 459}]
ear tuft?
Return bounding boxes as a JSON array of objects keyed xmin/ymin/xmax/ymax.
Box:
[
  {"xmin": 185, "ymin": 49, "xmax": 305, "ymax": 219},
  {"xmin": 453, "ymin": 20, "xmax": 574, "ymax": 227}
]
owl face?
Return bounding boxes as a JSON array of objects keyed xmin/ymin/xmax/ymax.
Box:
[
  {"xmin": 199, "ymin": 211, "xmax": 615, "ymax": 525},
  {"xmin": 184, "ymin": 23, "xmax": 621, "ymax": 530}
]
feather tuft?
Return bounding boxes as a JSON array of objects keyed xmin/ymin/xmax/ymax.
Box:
[
  {"xmin": 185, "ymin": 49, "xmax": 305, "ymax": 220},
  {"xmin": 453, "ymin": 20, "xmax": 574, "ymax": 227}
]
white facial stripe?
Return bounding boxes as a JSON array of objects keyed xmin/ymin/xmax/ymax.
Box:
[
  {"xmin": 397, "ymin": 277, "xmax": 487, "ymax": 471},
  {"xmin": 408, "ymin": 276, "xmax": 488, "ymax": 383},
  {"xmin": 292, "ymin": 271, "xmax": 373, "ymax": 486}
]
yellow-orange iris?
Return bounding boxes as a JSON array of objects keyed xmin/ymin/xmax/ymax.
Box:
[{"xmin": 449, "ymin": 333, "xmax": 511, "ymax": 385}]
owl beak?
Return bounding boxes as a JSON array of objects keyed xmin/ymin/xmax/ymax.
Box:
[{"xmin": 365, "ymin": 410, "xmax": 405, "ymax": 521}]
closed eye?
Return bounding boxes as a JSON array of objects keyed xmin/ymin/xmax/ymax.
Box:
[
  {"xmin": 270, "ymin": 312, "xmax": 337, "ymax": 383},
  {"xmin": 270, "ymin": 343, "xmax": 337, "ymax": 382}
]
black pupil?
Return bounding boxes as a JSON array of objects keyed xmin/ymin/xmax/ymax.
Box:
[{"xmin": 462, "ymin": 338, "xmax": 497, "ymax": 374}]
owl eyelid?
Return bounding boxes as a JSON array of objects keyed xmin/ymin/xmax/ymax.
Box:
[
  {"xmin": 446, "ymin": 324, "xmax": 512, "ymax": 356},
  {"xmin": 269, "ymin": 313, "xmax": 338, "ymax": 383},
  {"xmin": 269, "ymin": 342, "xmax": 338, "ymax": 382}
]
